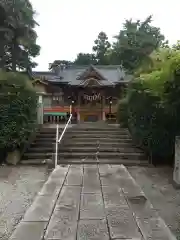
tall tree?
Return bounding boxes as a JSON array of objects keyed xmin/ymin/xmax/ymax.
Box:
[
  {"xmin": 74, "ymin": 53, "xmax": 96, "ymax": 65},
  {"xmin": 0, "ymin": 0, "xmax": 40, "ymax": 72},
  {"xmin": 111, "ymin": 16, "xmax": 166, "ymax": 72},
  {"xmin": 92, "ymin": 32, "xmax": 111, "ymax": 65}
]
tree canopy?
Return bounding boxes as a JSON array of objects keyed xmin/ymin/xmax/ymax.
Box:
[
  {"xmin": 0, "ymin": 0, "xmax": 40, "ymax": 72},
  {"xmin": 111, "ymin": 16, "xmax": 167, "ymax": 72},
  {"xmin": 54, "ymin": 16, "xmax": 167, "ymax": 73},
  {"xmin": 92, "ymin": 31, "xmax": 111, "ymax": 65}
]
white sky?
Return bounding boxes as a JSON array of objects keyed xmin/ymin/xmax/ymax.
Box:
[{"xmin": 30, "ymin": 0, "xmax": 180, "ymax": 70}]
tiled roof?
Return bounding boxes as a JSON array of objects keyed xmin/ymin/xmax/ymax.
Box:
[{"xmin": 32, "ymin": 65, "xmax": 132, "ymax": 86}]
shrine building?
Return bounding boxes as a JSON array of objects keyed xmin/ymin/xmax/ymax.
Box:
[{"xmin": 32, "ymin": 64, "xmax": 132, "ymax": 123}]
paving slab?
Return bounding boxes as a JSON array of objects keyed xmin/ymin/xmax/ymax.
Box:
[
  {"xmin": 80, "ymin": 193, "xmax": 105, "ymax": 220},
  {"xmin": 64, "ymin": 165, "xmax": 83, "ymax": 186},
  {"xmin": 137, "ymin": 216, "xmax": 177, "ymax": 240},
  {"xmin": 44, "ymin": 207, "xmax": 78, "ymax": 240},
  {"xmin": 50, "ymin": 165, "xmax": 69, "ymax": 179},
  {"xmin": 106, "ymin": 207, "xmax": 142, "ymax": 239},
  {"xmin": 45, "ymin": 185, "xmax": 81, "ymax": 240},
  {"xmin": 9, "ymin": 222, "xmax": 47, "ymax": 240},
  {"xmin": 77, "ymin": 219, "xmax": 109, "ymax": 240},
  {"xmin": 102, "ymin": 186, "xmax": 129, "ymax": 208},
  {"xmin": 38, "ymin": 177, "xmax": 63, "ymax": 196},
  {"xmin": 23, "ymin": 194, "xmax": 57, "ymax": 222},
  {"xmin": 8, "ymin": 164, "xmax": 176, "ymax": 240},
  {"xmin": 55, "ymin": 186, "xmax": 81, "ymax": 211},
  {"xmin": 82, "ymin": 166, "xmax": 101, "ymax": 193}
]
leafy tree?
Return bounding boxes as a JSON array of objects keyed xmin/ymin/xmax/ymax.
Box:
[
  {"xmin": 135, "ymin": 48, "xmax": 177, "ymax": 76},
  {"xmin": 74, "ymin": 53, "xmax": 96, "ymax": 65},
  {"xmin": 111, "ymin": 16, "xmax": 166, "ymax": 72},
  {"xmin": 0, "ymin": 70, "xmax": 37, "ymax": 162},
  {"xmin": 92, "ymin": 31, "xmax": 111, "ymax": 65},
  {"xmin": 0, "ymin": 0, "xmax": 40, "ymax": 72}
]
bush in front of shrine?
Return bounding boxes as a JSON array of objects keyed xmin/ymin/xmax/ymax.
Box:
[
  {"xmin": 0, "ymin": 71, "xmax": 37, "ymax": 162},
  {"xmin": 127, "ymin": 53, "xmax": 180, "ymax": 164},
  {"xmin": 117, "ymin": 98, "xmax": 128, "ymax": 127}
]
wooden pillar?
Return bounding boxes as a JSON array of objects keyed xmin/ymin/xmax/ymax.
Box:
[
  {"xmin": 102, "ymin": 90, "xmax": 106, "ymax": 121},
  {"xmin": 37, "ymin": 95, "xmax": 44, "ymax": 124}
]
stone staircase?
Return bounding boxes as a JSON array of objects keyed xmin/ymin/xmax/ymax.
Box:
[
  {"xmin": 21, "ymin": 124, "xmax": 149, "ymax": 166},
  {"xmin": 21, "ymin": 127, "xmax": 57, "ymax": 165}
]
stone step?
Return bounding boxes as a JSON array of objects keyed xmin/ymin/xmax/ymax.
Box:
[
  {"xmin": 39, "ymin": 127, "xmax": 127, "ymax": 132},
  {"xmin": 20, "ymin": 159, "xmax": 49, "ymax": 165},
  {"xmin": 36, "ymin": 132, "xmax": 129, "ymax": 137},
  {"xmin": 58, "ymin": 152, "xmax": 145, "ymax": 160},
  {"xmin": 22, "ymin": 152, "xmax": 53, "ymax": 159},
  {"xmin": 20, "ymin": 158, "xmax": 149, "ymax": 166},
  {"xmin": 68, "ymin": 128, "xmax": 128, "ymax": 133},
  {"xmin": 57, "ymin": 158, "xmax": 149, "ymax": 165},
  {"xmin": 63, "ymin": 147, "xmax": 143, "ymax": 153},
  {"xmin": 67, "ymin": 138, "xmax": 133, "ymax": 143},
  {"xmin": 30, "ymin": 142, "xmax": 54, "ymax": 147},
  {"xmin": 27, "ymin": 147, "xmax": 54, "ymax": 153},
  {"xmin": 27, "ymin": 146, "xmax": 143, "ymax": 153},
  {"xmin": 35, "ymin": 134, "xmax": 57, "ymax": 139},
  {"xmin": 30, "ymin": 141, "xmax": 134, "ymax": 148},
  {"xmin": 63, "ymin": 142, "xmax": 134, "ymax": 147},
  {"xmin": 22, "ymin": 151, "xmax": 144, "ymax": 160},
  {"xmin": 33, "ymin": 138, "xmax": 56, "ymax": 142},
  {"xmin": 67, "ymin": 134, "xmax": 131, "ymax": 139}
]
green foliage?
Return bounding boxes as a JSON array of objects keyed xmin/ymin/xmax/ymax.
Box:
[
  {"xmin": 111, "ymin": 16, "xmax": 167, "ymax": 72},
  {"xmin": 74, "ymin": 53, "xmax": 97, "ymax": 65},
  {"xmin": 0, "ymin": 0, "xmax": 40, "ymax": 71},
  {"xmin": 117, "ymin": 98, "xmax": 128, "ymax": 127},
  {"xmin": 73, "ymin": 16, "xmax": 167, "ymax": 72},
  {"xmin": 74, "ymin": 31, "xmax": 111, "ymax": 65},
  {"xmin": 127, "ymin": 51, "xmax": 180, "ymax": 163},
  {"xmin": 92, "ymin": 32, "xmax": 111, "ymax": 65},
  {"xmin": 0, "ymin": 71, "xmax": 37, "ymax": 158},
  {"xmin": 128, "ymin": 80, "xmax": 174, "ymax": 161}
]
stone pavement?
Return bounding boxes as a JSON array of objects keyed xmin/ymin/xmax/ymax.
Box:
[{"xmin": 9, "ymin": 165, "xmax": 176, "ymax": 240}]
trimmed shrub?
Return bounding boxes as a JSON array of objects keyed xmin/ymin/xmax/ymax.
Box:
[
  {"xmin": 128, "ymin": 79, "xmax": 174, "ymax": 163},
  {"xmin": 117, "ymin": 98, "xmax": 128, "ymax": 127},
  {"xmin": 0, "ymin": 71, "xmax": 37, "ymax": 162}
]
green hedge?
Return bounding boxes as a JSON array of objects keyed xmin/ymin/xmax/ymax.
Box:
[
  {"xmin": 117, "ymin": 98, "xmax": 128, "ymax": 127},
  {"xmin": 128, "ymin": 80, "xmax": 175, "ymax": 163},
  {"xmin": 0, "ymin": 71, "xmax": 37, "ymax": 161},
  {"xmin": 127, "ymin": 53, "xmax": 180, "ymax": 164}
]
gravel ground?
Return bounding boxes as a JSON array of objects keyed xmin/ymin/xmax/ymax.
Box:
[
  {"xmin": 128, "ymin": 166, "xmax": 180, "ymax": 238},
  {"xmin": 0, "ymin": 165, "xmax": 49, "ymax": 240}
]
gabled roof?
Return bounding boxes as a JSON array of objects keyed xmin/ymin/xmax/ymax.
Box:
[
  {"xmin": 76, "ymin": 65, "xmax": 106, "ymax": 80},
  {"xmin": 32, "ymin": 65, "xmax": 132, "ymax": 86},
  {"xmin": 79, "ymin": 78, "xmax": 103, "ymax": 87}
]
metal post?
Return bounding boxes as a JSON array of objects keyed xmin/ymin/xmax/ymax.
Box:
[{"xmin": 55, "ymin": 124, "xmax": 59, "ymax": 168}]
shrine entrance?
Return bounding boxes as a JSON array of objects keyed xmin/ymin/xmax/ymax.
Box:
[{"xmin": 79, "ymin": 90, "xmax": 103, "ymax": 122}]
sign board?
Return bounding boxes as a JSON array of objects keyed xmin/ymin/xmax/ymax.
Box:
[
  {"xmin": 38, "ymin": 95, "xmax": 43, "ymax": 104},
  {"xmin": 173, "ymin": 136, "xmax": 180, "ymax": 186}
]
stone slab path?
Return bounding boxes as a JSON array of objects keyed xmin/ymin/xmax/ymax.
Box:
[{"xmin": 9, "ymin": 165, "xmax": 176, "ymax": 240}]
